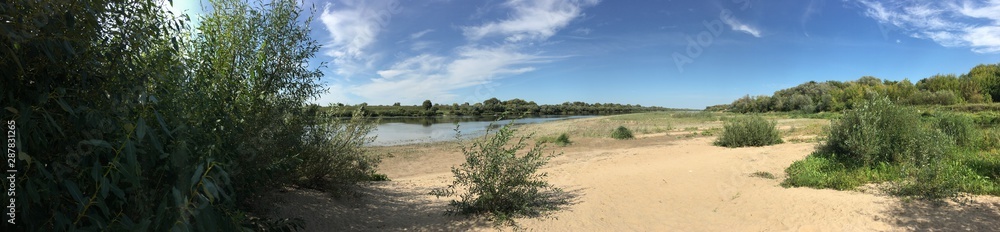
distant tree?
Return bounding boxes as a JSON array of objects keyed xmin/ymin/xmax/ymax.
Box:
[
  {"xmin": 423, "ymin": 100, "xmax": 433, "ymax": 110},
  {"xmin": 964, "ymin": 63, "xmax": 1000, "ymax": 102},
  {"xmin": 484, "ymin": 97, "xmax": 501, "ymax": 106},
  {"xmin": 393, "ymin": 102, "xmax": 401, "ymax": 106}
]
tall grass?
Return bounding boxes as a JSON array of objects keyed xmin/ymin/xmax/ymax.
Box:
[{"xmin": 713, "ymin": 115, "xmax": 783, "ymax": 147}]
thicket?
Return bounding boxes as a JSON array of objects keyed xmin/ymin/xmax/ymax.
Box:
[
  {"xmin": 783, "ymin": 97, "xmax": 1000, "ymax": 198},
  {"xmin": 2, "ymin": 0, "xmax": 377, "ymax": 230},
  {"xmin": 713, "ymin": 115, "xmax": 783, "ymax": 148},
  {"xmin": 719, "ymin": 64, "xmax": 1000, "ymax": 113}
]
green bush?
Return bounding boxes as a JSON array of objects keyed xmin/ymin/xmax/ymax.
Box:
[
  {"xmin": 557, "ymin": 133, "xmax": 572, "ymax": 145},
  {"xmin": 713, "ymin": 115, "xmax": 782, "ymax": 147},
  {"xmin": 611, "ymin": 126, "xmax": 634, "ymax": 140},
  {"xmin": 822, "ymin": 97, "xmax": 937, "ymax": 165},
  {"xmin": 785, "ymin": 97, "xmax": 969, "ymax": 199},
  {"xmin": 292, "ymin": 106, "xmax": 380, "ymax": 189},
  {"xmin": 934, "ymin": 113, "xmax": 978, "ymax": 147},
  {"xmin": 432, "ymin": 122, "xmax": 563, "ymax": 225}
]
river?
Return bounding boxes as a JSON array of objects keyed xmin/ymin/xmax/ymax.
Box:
[{"xmin": 368, "ymin": 115, "xmax": 594, "ymax": 146}]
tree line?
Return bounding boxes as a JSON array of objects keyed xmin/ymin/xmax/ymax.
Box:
[
  {"xmin": 325, "ymin": 98, "xmax": 678, "ymax": 117},
  {"xmin": 2, "ymin": 0, "xmax": 376, "ymax": 230},
  {"xmin": 710, "ymin": 63, "xmax": 1000, "ymax": 113}
]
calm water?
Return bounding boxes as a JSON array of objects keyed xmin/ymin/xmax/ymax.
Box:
[{"xmin": 368, "ymin": 115, "xmax": 594, "ymax": 146}]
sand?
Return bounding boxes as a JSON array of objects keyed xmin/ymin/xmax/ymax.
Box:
[{"xmin": 268, "ymin": 118, "xmax": 1000, "ymax": 231}]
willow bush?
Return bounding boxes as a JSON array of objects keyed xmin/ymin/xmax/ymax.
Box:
[
  {"xmin": 432, "ymin": 122, "xmax": 562, "ymax": 226},
  {"xmin": 2, "ymin": 0, "xmax": 376, "ymax": 230}
]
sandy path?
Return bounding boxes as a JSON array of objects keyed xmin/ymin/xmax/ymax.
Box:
[{"xmin": 270, "ymin": 123, "xmax": 1000, "ymax": 231}]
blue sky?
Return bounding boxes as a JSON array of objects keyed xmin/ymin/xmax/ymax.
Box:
[{"xmin": 166, "ymin": 0, "xmax": 1000, "ymax": 109}]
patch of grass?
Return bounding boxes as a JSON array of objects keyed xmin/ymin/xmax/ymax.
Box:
[
  {"xmin": 713, "ymin": 115, "xmax": 783, "ymax": 148},
  {"xmin": 537, "ymin": 133, "xmax": 573, "ymax": 146},
  {"xmin": 683, "ymin": 126, "xmax": 699, "ymax": 131},
  {"xmin": 369, "ymin": 173, "xmax": 391, "ymax": 181},
  {"xmin": 611, "ymin": 126, "xmax": 635, "ymax": 140},
  {"xmin": 781, "ymin": 154, "xmax": 903, "ymax": 190},
  {"xmin": 749, "ymin": 171, "xmax": 776, "ymax": 179}
]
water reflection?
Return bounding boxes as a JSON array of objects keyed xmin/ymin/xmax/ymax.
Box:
[{"xmin": 368, "ymin": 115, "xmax": 592, "ymax": 146}]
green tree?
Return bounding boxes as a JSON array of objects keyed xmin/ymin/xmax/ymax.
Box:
[{"xmin": 423, "ymin": 99, "xmax": 433, "ymax": 110}]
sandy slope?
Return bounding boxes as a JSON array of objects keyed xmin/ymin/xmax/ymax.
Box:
[{"xmin": 269, "ymin": 119, "xmax": 1000, "ymax": 231}]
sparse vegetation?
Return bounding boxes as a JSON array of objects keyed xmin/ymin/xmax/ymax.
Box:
[
  {"xmin": 750, "ymin": 171, "xmax": 777, "ymax": 179},
  {"xmin": 713, "ymin": 115, "xmax": 783, "ymax": 148},
  {"xmin": 538, "ymin": 133, "xmax": 573, "ymax": 146},
  {"xmin": 611, "ymin": 126, "xmax": 635, "ymax": 140}
]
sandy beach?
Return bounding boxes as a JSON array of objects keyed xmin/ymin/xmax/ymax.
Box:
[{"xmin": 269, "ymin": 116, "xmax": 1000, "ymax": 231}]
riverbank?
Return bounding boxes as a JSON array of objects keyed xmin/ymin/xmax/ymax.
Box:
[{"xmin": 270, "ymin": 113, "xmax": 1000, "ymax": 231}]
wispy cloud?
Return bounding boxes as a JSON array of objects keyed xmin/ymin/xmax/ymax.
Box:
[
  {"xmin": 722, "ymin": 15, "xmax": 762, "ymax": 37},
  {"xmin": 410, "ymin": 29, "xmax": 435, "ymax": 39},
  {"xmin": 319, "ymin": 0, "xmax": 398, "ymax": 76},
  {"xmin": 339, "ymin": 0, "xmax": 597, "ymax": 104},
  {"xmin": 354, "ymin": 46, "xmax": 550, "ymax": 103},
  {"xmin": 855, "ymin": 0, "xmax": 1000, "ymax": 53},
  {"xmin": 463, "ymin": 0, "xmax": 601, "ymax": 42}
]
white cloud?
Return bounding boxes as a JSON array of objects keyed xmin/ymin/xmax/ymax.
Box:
[
  {"xmin": 573, "ymin": 27, "xmax": 592, "ymax": 35},
  {"xmin": 722, "ymin": 15, "xmax": 762, "ymax": 37},
  {"xmin": 352, "ymin": 46, "xmax": 550, "ymax": 103},
  {"xmin": 410, "ymin": 29, "xmax": 435, "ymax": 39},
  {"xmin": 463, "ymin": 0, "xmax": 601, "ymax": 42},
  {"xmin": 317, "ymin": 0, "xmax": 597, "ymax": 105},
  {"xmin": 319, "ymin": 0, "xmax": 400, "ymax": 76},
  {"xmin": 856, "ymin": 0, "xmax": 1000, "ymax": 53}
]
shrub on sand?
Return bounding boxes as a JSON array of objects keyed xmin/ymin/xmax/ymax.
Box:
[
  {"xmin": 611, "ymin": 126, "xmax": 634, "ymax": 140},
  {"xmin": 714, "ymin": 115, "xmax": 782, "ymax": 147}
]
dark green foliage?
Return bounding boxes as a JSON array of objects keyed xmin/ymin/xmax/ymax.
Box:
[
  {"xmin": 431, "ymin": 122, "xmax": 562, "ymax": 225},
  {"xmin": 611, "ymin": 126, "xmax": 634, "ymax": 140},
  {"xmin": 713, "ymin": 115, "xmax": 782, "ymax": 147},
  {"xmin": 2, "ymin": 0, "xmax": 377, "ymax": 230},
  {"xmin": 422, "ymin": 100, "xmax": 433, "ymax": 110},
  {"xmin": 369, "ymin": 173, "xmax": 391, "ymax": 181}
]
